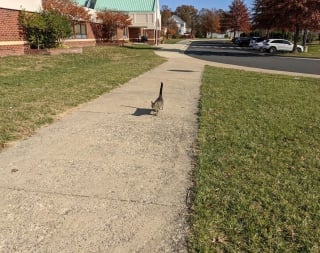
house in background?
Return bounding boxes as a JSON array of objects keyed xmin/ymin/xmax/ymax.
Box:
[
  {"xmin": 76, "ymin": 0, "xmax": 161, "ymax": 44},
  {"xmin": 206, "ymin": 32, "xmax": 225, "ymax": 39},
  {"xmin": 170, "ymin": 15, "xmax": 188, "ymax": 36}
]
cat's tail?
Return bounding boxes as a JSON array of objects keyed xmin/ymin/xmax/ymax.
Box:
[{"xmin": 159, "ymin": 82, "xmax": 163, "ymax": 96}]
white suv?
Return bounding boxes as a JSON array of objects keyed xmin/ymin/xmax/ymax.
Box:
[{"xmin": 262, "ymin": 39, "xmax": 304, "ymax": 53}]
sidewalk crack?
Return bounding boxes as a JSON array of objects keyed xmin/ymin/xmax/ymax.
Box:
[{"xmin": 0, "ymin": 186, "xmax": 180, "ymax": 208}]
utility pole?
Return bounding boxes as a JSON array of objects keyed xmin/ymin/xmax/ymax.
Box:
[{"xmin": 154, "ymin": 0, "xmax": 158, "ymax": 45}]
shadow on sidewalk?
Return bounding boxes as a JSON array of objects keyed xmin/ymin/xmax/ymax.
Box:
[
  {"xmin": 121, "ymin": 105, "xmax": 153, "ymax": 116},
  {"xmin": 132, "ymin": 108, "xmax": 153, "ymax": 116}
]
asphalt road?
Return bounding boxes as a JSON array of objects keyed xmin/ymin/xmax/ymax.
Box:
[{"xmin": 185, "ymin": 40, "xmax": 320, "ymax": 75}]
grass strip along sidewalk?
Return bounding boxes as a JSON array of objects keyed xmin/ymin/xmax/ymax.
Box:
[
  {"xmin": 0, "ymin": 45, "xmax": 165, "ymax": 150},
  {"xmin": 191, "ymin": 66, "xmax": 320, "ymax": 252}
]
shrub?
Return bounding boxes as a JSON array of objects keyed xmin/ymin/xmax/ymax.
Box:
[{"xmin": 19, "ymin": 10, "xmax": 72, "ymax": 49}]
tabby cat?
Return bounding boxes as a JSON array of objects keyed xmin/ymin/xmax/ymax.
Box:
[{"xmin": 151, "ymin": 82, "xmax": 164, "ymax": 115}]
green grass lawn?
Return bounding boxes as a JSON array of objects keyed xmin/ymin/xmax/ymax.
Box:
[
  {"xmin": 0, "ymin": 45, "xmax": 165, "ymax": 150},
  {"xmin": 163, "ymin": 38, "xmax": 183, "ymax": 44},
  {"xmin": 191, "ymin": 66, "xmax": 320, "ymax": 252},
  {"xmin": 281, "ymin": 43, "xmax": 320, "ymax": 58},
  {"xmin": 303, "ymin": 43, "xmax": 320, "ymax": 58}
]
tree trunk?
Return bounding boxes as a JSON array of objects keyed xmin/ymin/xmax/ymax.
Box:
[
  {"xmin": 292, "ymin": 24, "xmax": 299, "ymax": 52},
  {"xmin": 302, "ymin": 29, "xmax": 307, "ymax": 48},
  {"xmin": 266, "ymin": 29, "xmax": 270, "ymax": 39}
]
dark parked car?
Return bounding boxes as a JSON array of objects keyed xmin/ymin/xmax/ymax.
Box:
[{"xmin": 236, "ymin": 37, "xmax": 251, "ymax": 47}]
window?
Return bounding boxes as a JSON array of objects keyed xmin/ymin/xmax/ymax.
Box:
[
  {"xmin": 123, "ymin": 27, "xmax": 128, "ymax": 39},
  {"xmin": 74, "ymin": 23, "xmax": 87, "ymax": 39}
]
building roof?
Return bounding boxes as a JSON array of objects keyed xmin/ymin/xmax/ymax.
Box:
[
  {"xmin": 76, "ymin": 0, "xmax": 156, "ymax": 12},
  {"xmin": 171, "ymin": 15, "xmax": 185, "ymax": 25}
]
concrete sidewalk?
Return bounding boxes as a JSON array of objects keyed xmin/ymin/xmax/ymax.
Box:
[{"xmin": 0, "ymin": 42, "xmax": 204, "ymax": 252}]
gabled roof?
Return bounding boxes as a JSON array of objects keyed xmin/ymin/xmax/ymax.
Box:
[
  {"xmin": 76, "ymin": 0, "xmax": 156, "ymax": 12},
  {"xmin": 171, "ymin": 15, "xmax": 186, "ymax": 25}
]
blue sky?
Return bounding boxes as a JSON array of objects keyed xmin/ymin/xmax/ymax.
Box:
[{"xmin": 160, "ymin": 0, "xmax": 253, "ymax": 11}]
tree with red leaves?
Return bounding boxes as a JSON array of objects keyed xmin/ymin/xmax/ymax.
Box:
[
  {"xmin": 42, "ymin": 0, "xmax": 91, "ymax": 21},
  {"xmin": 42, "ymin": 0, "xmax": 91, "ymax": 41},
  {"xmin": 199, "ymin": 8, "xmax": 222, "ymax": 37},
  {"xmin": 225, "ymin": 0, "xmax": 251, "ymax": 38},
  {"xmin": 96, "ymin": 11, "xmax": 132, "ymax": 40},
  {"xmin": 252, "ymin": 0, "xmax": 320, "ymax": 51}
]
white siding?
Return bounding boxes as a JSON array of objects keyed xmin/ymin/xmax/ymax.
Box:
[
  {"xmin": 135, "ymin": 14, "xmax": 148, "ymax": 23},
  {"xmin": 129, "ymin": 13, "xmax": 156, "ymax": 29},
  {"xmin": 0, "ymin": 0, "xmax": 42, "ymax": 12}
]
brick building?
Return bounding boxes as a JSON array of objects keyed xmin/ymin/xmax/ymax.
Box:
[
  {"xmin": 0, "ymin": 0, "xmax": 98, "ymax": 56},
  {"xmin": 0, "ymin": 0, "xmax": 42, "ymax": 56},
  {"xmin": 76, "ymin": 0, "xmax": 161, "ymax": 45},
  {"xmin": 0, "ymin": 0, "xmax": 161, "ymax": 57}
]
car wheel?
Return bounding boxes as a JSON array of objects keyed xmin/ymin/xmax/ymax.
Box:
[
  {"xmin": 269, "ymin": 47, "xmax": 276, "ymax": 54},
  {"xmin": 297, "ymin": 48, "xmax": 302, "ymax": 53}
]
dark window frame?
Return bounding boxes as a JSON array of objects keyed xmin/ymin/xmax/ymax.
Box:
[{"xmin": 73, "ymin": 22, "xmax": 87, "ymax": 39}]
